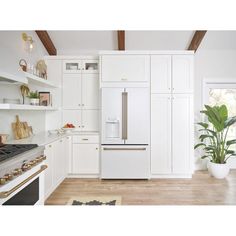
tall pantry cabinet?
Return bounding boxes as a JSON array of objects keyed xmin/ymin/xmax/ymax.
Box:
[
  {"xmin": 151, "ymin": 54, "xmax": 194, "ymax": 177},
  {"xmin": 62, "ymin": 58, "xmax": 99, "ymax": 131}
]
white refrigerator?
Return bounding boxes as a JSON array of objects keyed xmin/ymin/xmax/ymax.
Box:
[{"xmin": 101, "ymin": 87, "xmax": 150, "ymax": 179}]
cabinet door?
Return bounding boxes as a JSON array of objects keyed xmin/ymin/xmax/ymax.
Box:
[
  {"xmin": 53, "ymin": 139, "xmax": 65, "ymax": 186},
  {"xmin": 63, "ymin": 60, "xmax": 82, "ymax": 73},
  {"xmin": 82, "ymin": 110, "xmax": 99, "ymax": 132},
  {"xmin": 44, "ymin": 143, "xmax": 54, "ymax": 199},
  {"xmin": 172, "ymin": 94, "xmax": 193, "ymax": 174},
  {"xmin": 81, "ymin": 59, "xmax": 99, "ymax": 74},
  {"xmin": 82, "ymin": 74, "xmax": 99, "ymax": 109},
  {"xmin": 151, "ymin": 55, "xmax": 171, "ymax": 93},
  {"xmin": 101, "ymin": 55, "xmax": 149, "ymax": 82},
  {"xmin": 62, "ymin": 110, "xmax": 82, "ymax": 130},
  {"xmin": 72, "ymin": 144, "xmax": 99, "ymax": 174},
  {"xmin": 65, "ymin": 136, "xmax": 72, "ymax": 174},
  {"xmin": 62, "ymin": 74, "xmax": 82, "ymax": 109},
  {"xmin": 151, "ymin": 94, "xmax": 172, "ymax": 174},
  {"xmin": 172, "ymin": 55, "xmax": 194, "ymax": 93}
]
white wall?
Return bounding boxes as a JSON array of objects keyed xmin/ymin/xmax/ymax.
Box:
[
  {"xmin": 0, "ymin": 31, "xmax": 48, "ymax": 139},
  {"xmin": 194, "ymin": 49, "xmax": 236, "ymax": 169}
]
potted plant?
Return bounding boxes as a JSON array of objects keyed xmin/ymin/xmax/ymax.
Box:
[
  {"xmin": 28, "ymin": 91, "xmax": 40, "ymax": 106},
  {"xmin": 195, "ymin": 104, "xmax": 236, "ymax": 179}
]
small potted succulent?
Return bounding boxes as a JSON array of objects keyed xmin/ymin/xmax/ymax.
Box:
[
  {"xmin": 195, "ymin": 104, "xmax": 236, "ymax": 179},
  {"xmin": 28, "ymin": 91, "xmax": 40, "ymax": 106}
]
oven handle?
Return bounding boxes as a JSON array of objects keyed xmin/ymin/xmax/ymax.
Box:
[{"xmin": 0, "ymin": 165, "xmax": 47, "ymax": 199}]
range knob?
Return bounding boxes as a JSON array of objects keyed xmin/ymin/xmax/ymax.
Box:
[
  {"xmin": 4, "ymin": 173, "xmax": 13, "ymax": 181},
  {"xmin": 0, "ymin": 178, "xmax": 6, "ymax": 185},
  {"xmin": 12, "ymin": 168, "xmax": 22, "ymax": 176},
  {"xmin": 22, "ymin": 163, "xmax": 31, "ymax": 171}
]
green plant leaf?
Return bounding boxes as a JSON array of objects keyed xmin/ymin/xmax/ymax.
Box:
[
  {"xmin": 201, "ymin": 155, "xmax": 211, "ymax": 159},
  {"xmin": 226, "ymin": 139, "xmax": 236, "ymax": 146},
  {"xmin": 225, "ymin": 116, "xmax": 236, "ymax": 128},
  {"xmin": 199, "ymin": 134, "xmax": 214, "ymax": 142},
  {"xmin": 194, "ymin": 143, "xmax": 206, "ymax": 149},
  {"xmin": 197, "ymin": 122, "xmax": 208, "ymax": 129}
]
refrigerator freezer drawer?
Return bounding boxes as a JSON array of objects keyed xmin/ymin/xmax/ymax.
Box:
[{"xmin": 101, "ymin": 145, "xmax": 150, "ymax": 179}]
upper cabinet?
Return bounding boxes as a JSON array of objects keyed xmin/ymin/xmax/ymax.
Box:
[
  {"xmin": 63, "ymin": 60, "xmax": 98, "ymax": 74},
  {"xmin": 151, "ymin": 54, "xmax": 194, "ymax": 94},
  {"xmin": 172, "ymin": 55, "xmax": 194, "ymax": 94},
  {"xmin": 101, "ymin": 55, "xmax": 150, "ymax": 83},
  {"xmin": 151, "ymin": 55, "xmax": 171, "ymax": 93}
]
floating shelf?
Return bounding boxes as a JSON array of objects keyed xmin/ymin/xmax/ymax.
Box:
[
  {"xmin": 0, "ymin": 103, "xmax": 58, "ymax": 111},
  {"xmin": 24, "ymin": 72, "xmax": 59, "ymax": 88},
  {"xmin": 0, "ymin": 70, "xmax": 27, "ymax": 84}
]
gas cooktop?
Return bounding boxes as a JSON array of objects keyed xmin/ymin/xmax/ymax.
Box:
[{"xmin": 0, "ymin": 144, "xmax": 38, "ymax": 163}]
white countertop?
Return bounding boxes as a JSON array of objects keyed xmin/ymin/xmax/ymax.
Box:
[{"xmin": 7, "ymin": 131, "xmax": 99, "ymax": 146}]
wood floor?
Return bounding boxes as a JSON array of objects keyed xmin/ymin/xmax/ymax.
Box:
[{"xmin": 45, "ymin": 170, "xmax": 236, "ymax": 205}]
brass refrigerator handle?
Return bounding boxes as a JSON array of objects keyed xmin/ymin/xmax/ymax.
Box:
[
  {"xmin": 103, "ymin": 148, "xmax": 146, "ymax": 151},
  {"xmin": 0, "ymin": 165, "xmax": 48, "ymax": 199},
  {"xmin": 122, "ymin": 91, "xmax": 128, "ymax": 140}
]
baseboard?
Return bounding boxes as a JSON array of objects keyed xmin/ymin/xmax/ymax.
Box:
[
  {"xmin": 67, "ymin": 174, "xmax": 100, "ymax": 178},
  {"xmin": 151, "ymin": 174, "xmax": 192, "ymax": 179}
]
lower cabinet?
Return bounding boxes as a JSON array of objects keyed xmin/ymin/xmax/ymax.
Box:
[
  {"xmin": 71, "ymin": 135, "xmax": 100, "ymax": 175},
  {"xmin": 151, "ymin": 94, "xmax": 193, "ymax": 177},
  {"xmin": 44, "ymin": 136, "xmax": 72, "ymax": 200}
]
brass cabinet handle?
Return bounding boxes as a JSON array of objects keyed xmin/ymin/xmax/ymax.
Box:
[
  {"xmin": 0, "ymin": 165, "xmax": 48, "ymax": 199},
  {"xmin": 82, "ymin": 138, "xmax": 89, "ymax": 141}
]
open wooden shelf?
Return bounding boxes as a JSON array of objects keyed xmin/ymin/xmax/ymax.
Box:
[{"xmin": 0, "ymin": 103, "xmax": 58, "ymax": 111}]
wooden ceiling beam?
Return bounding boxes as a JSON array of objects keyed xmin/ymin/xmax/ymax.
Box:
[
  {"xmin": 35, "ymin": 31, "xmax": 57, "ymax": 55},
  {"xmin": 117, "ymin": 30, "xmax": 125, "ymax": 50},
  {"xmin": 188, "ymin": 30, "xmax": 207, "ymax": 52}
]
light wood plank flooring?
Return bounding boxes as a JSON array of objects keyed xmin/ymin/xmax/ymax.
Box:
[{"xmin": 45, "ymin": 170, "xmax": 236, "ymax": 205}]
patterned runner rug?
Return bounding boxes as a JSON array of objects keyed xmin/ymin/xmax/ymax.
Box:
[{"xmin": 67, "ymin": 196, "xmax": 122, "ymax": 205}]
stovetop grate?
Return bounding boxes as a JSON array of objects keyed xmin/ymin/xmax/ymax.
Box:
[{"xmin": 0, "ymin": 144, "xmax": 38, "ymax": 163}]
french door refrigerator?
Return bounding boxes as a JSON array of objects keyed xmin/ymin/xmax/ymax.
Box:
[{"xmin": 101, "ymin": 87, "xmax": 150, "ymax": 179}]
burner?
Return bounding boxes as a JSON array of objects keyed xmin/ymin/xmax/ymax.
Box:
[{"xmin": 0, "ymin": 144, "xmax": 38, "ymax": 163}]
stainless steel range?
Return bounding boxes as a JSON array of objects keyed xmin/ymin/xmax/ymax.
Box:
[{"xmin": 0, "ymin": 144, "xmax": 47, "ymax": 205}]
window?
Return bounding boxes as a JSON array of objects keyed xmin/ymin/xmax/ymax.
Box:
[{"xmin": 203, "ymin": 78, "xmax": 236, "ymax": 168}]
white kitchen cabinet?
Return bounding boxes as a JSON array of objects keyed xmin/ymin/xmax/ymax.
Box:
[
  {"xmin": 82, "ymin": 74, "xmax": 99, "ymax": 109},
  {"xmin": 172, "ymin": 94, "xmax": 193, "ymax": 174},
  {"xmin": 63, "ymin": 60, "xmax": 82, "ymax": 73},
  {"xmin": 151, "ymin": 94, "xmax": 172, "ymax": 174},
  {"xmin": 82, "ymin": 110, "xmax": 99, "ymax": 132},
  {"xmin": 53, "ymin": 139, "xmax": 66, "ymax": 186},
  {"xmin": 44, "ymin": 136, "xmax": 72, "ymax": 200},
  {"xmin": 82, "ymin": 59, "xmax": 99, "ymax": 74},
  {"xmin": 151, "ymin": 94, "xmax": 193, "ymax": 176},
  {"xmin": 62, "ymin": 74, "xmax": 82, "ymax": 109},
  {"xmin": 101, "ymin": 55, "xmax": 149, "ymax": 82},
  {"xmin": 65, "ymin": 136, "xmax": 72, "ymax": 174},
  {"xmin": 73, "ymin": 144, "xmax": 99, "ymax": 174},
  {"xmin": 172, "ymin": 55, "xmax": 193, "ymax": 93},
  {"xmin": 63, "ymin": 59, "xmax": 98, "ymax": 74},
  {"xmin": 72, "ymin": 135, "xmax": 100, "ymax": 175},
  {"xmin": 151, "ymin": 55, "xmax": 171, "ymax": 93},
  {"xmin": 44, "ymin": 143, "xmax": 54, "ymax": 199}
]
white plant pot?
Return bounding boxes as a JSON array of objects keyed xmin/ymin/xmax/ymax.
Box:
[
  {"xmin": 30, "ymin": 98, "xmax": 39, "ymax": 106},
  {"xmin": 209, "ymin": 162, "xmax": 230, "ymax": 179}
]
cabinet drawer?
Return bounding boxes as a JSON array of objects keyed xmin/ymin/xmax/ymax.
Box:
[{"xmin": 72, "ymin": 135, "xmax": 99, "ymax": 144}]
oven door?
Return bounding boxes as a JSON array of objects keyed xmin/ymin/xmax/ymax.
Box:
[{"xmin": 0, "ymin": 165, "xmax": 47, "ymax": 205}]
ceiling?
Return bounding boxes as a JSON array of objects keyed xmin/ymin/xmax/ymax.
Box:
[{"xmin": 47, "ymin": 30, "xmax": 236, "ymax": 54}]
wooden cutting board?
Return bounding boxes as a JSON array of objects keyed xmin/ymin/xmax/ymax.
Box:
[{"xmin": 12, "ymin": 115, "xmax": 30, "ymax": 139}]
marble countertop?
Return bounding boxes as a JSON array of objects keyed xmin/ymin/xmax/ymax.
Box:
[{"xmin": 7, "ymin": 131, "xmax": 99, "ymax": 146}]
